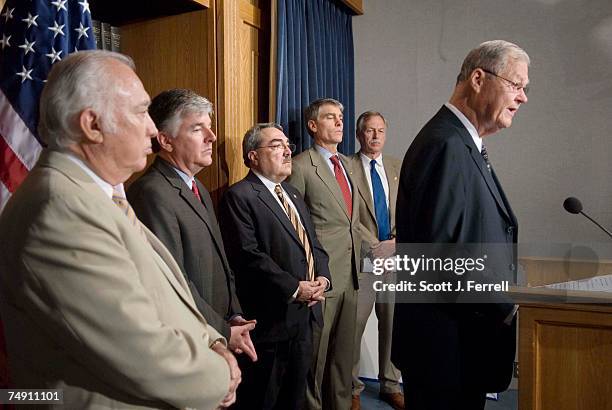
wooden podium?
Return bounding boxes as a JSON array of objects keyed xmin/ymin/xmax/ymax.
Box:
[{"xmin": 514, "ymin": 257, "xmax": 612, "ymax": 410}]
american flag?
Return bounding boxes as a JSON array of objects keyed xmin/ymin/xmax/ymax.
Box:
[
  {"xmin": 0, "ymin": 0, "xmax": 95, "ymax": 396},
  {"xmin": 0, "ymin": 0, "xmax": 95, "ymax": 211}
]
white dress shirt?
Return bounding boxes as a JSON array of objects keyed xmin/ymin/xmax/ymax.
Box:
[
  {"xmin": 445, "ymin": 102, "xmax": 483, "ymax": 151},
  {"xmin": 65, "ymin": 152, "xmax": 116, "ymax": 199}
]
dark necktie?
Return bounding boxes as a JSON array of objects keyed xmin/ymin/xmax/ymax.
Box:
[
  {"xmin": 370, "ymin": 159, "xmax": 390, "ymax": 241},
  {"xmin": 274, "ymin": 185, "xmax": 315, "ymax": 281},
  {"xmin": 191, "ymin": 180, "xmax": 202, "ymax": 202},
  {"xmin": 329, "ymin": 155, "xmax": 353, "ymax": 218},
  {"xmin": 481, "ymin": 144, "xmax": 491, "ymax": 172}
]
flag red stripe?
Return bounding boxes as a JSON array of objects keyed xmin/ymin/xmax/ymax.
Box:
[{"xmin": 0, "ymin": 134, "xmax": 29, "ymax": 193}]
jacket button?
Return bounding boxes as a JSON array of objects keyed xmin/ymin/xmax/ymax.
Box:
[
  {"xmin": 509, "ymin": 263, "xmax": 516, "ymax": 271},
  {"xmin": 507, "ymin": 226, "xmax": 514, "ymax": 234}
]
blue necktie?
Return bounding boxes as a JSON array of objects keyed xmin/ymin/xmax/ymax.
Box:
[{"xmin": 370, "ymin": 159, "xmax": 390, "ymax": 241}]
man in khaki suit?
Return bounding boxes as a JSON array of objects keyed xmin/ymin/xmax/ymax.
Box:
[
  {"xmin": 287, "ymin": 98, "xmax": 361, "ymax": 410},
  {"xmin": 0, "ymin": 51, "xmax": 238, "ymax": 409},
  {"xmin": 350, "ymin": 111, "xmax": 404, "ymax": 410}
]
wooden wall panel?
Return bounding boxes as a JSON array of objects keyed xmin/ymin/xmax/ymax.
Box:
[
  {"xmin": 217, "ymin": 0, "xmax": 264, "ymax": 188},
  {"xmin": 519, "ymin": 304, "xmax": 612, "ymax": 410},
  {"xmin": 120, "ymin": 9, "xmax": 220, "ymax": 197}
]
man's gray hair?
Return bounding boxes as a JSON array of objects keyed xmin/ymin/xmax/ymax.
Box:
[
  {"xmin": 304, "ymin": 98, "xmax": 344, "ymax": 137},
  {"xmin": 242, "ymin": 122, "xmax": 283, "ymax": 167},
  {"xmin": 457, "ymin": 40, "xmax": 530, "ymax": 83},
  {"xmin": 39, "ymin": 50, "xmax": 135, "ymax": 149},
  {"xmin": 356, "ymin": 111, "xmax": 386, "ymax": 136},
  {"xmin": 148, "ymin": 88, "xmax": 213, "ymax": 137}
]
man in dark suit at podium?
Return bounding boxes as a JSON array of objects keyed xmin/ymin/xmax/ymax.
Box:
[{"xmin": 392, "ymin": 40, "xmax": 530, "ymax": 409}]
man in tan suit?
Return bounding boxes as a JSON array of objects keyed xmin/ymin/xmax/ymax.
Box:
[
  {"xmin": 287, "ymin": 98, "xmax": 361, "ymax": 410},
  {"xmin": 0, "ymin": 51, "xmax": 239, "ymax": 409},
  {"xmin": 350, "ymin": 111, "xmax": 404, "ymax": 410}
]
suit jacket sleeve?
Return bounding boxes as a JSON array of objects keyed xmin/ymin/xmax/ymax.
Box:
[
  {"xmin": 129, "ymin": 187, "xmax": 232, "ymax": 339},
  {"xmin": 219, "ymin": 189, "xmax": 302, "ymax": 302},
  {"xmin": 20, "ymin": 194, "xmax": 229, "ymax": 409}
]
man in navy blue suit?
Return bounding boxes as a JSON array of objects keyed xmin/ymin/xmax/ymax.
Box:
[
  {"xmin": 392, "ymin": 40, "xmax": 530, "ymax": 410},
  {"xmin": 219, "ymin": 123, "xmax": 331, "ymax": 410}
]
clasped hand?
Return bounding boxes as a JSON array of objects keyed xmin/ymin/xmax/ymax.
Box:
[{"xmin": 296, "ymin": 276, "xmax": 327, "ymax": 307}]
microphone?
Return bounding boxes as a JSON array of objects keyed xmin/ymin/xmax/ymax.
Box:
[{"xmin": 563, "ymin": 197, "xmax": 612, "ymax": 239}]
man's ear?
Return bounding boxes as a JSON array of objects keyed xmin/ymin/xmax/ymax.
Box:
[
  {"xmin": 307, "ymin": 119, "xmax": 317, "ymax": 134},
  {"xmin": 247, "ymin": 150, "xmax": 258, "ymax": 167},
  {"xmin": 157, "ymin": 132, "xmax": 174, "ymax": 152},
  {"xmin": 470, "ymin": 68, "xmax": 486, "ymax": 93},
  {"xmin": 79, "ymin": 108, "xmax": 104, "ymax": 144}
]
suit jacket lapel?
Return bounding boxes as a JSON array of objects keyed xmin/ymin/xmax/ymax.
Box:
[
  {"xmin": 353, "ymin": 154, "xmax": 377, "ymax": 224},
  {"xmin": 247, "ymin": 172, "xmax": 302, "ymax": 246},
  {"xmin": 310, "ymin": 148, "xmax": 352, "ymax": 221},
  {"xmin": 467, "ymin": 144, "xmax": 511, "ymax": 221},
  {"xmin": 154, "ymin": 158, "xmax": 214, "ymax": 227},
  {"xmin": 282, "ymin": 181, "xmax": 318, "ymax": 248},
  {"xmin": 154, "ymin": 158, "xmax": 234, "ymax": 273}
]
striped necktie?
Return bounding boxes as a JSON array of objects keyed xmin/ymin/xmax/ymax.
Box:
[
  {"xmin": 274, "ymin": 184, "xmax": 315, "ymax": 281},
  {"xmin": 112, "ymin": 186, "xmax": 148, "ymax": 241}
]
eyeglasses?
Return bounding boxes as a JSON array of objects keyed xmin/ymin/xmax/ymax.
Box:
[
  {"xmin": 481, "ymin": 69, "xmax": 530, "ymax": 95},
  {"xmin": 256, "ymin": 142, "xmax": 296, "ymax": 153}
]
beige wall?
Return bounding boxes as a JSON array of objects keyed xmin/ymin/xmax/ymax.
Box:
[{"xmin": 353, "ymin": 0, "xmax": 612, "ymax": 247}]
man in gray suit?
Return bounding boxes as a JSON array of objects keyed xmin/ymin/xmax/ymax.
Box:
[
  {"xmin": 350, "ymin": 111, "xmax": 403, "ymax": 410},
  {"xmin": 0, "ymin": 51, "xmax": 238, "ymax": 409},
  {"xmin": 128, "ymin": 89, "xmax": 257, "ymax": 362},
  {"xmin": 288, "ymin": 98, "xmax": 361, "ymax": 410}
]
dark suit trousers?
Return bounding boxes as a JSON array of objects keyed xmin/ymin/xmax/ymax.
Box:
[
  {"xmin": 233, "ymin": 321, "xmax": 313, "ymax": 410},
  {"xmin": 399, "ymin": 377, "xmax": 486, "ymax": 410}
]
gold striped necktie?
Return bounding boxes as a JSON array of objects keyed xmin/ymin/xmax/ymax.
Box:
[
  {"xmin": 112, "ymin": 186, "xmax": 148, "ymax": 241},
  {"xmin": 274, "ymin": 184, "xmax": 315, "ymax": 281}
]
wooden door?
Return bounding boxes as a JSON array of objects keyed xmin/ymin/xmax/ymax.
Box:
[{"xmin": 217, "ymin": 0, "xmax": 269, "ymax": 189}]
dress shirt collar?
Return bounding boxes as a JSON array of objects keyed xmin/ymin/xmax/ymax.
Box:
[
  {"xmin": 314, "ymin": 143, "xmax": 340, "ymax": 163},
  {"xmin": 252, "ymin": 170, "xmax": 285, "ymax": 192},
  {"xmin": 64, "ymin": 151, "xmax": 115, "ymax": 199},
  {"xmin": 170, "ymin": 164, "xmax": 195, "ymax": 189},
  {"xmin": 445, "ymin": 102, "xmax": 482, "ymax": 152},
  {"xmin": 360, "ymin": 152, "xmax": 384, "ymax": 169}
]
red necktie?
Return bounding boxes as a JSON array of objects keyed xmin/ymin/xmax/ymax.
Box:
[
  {"xmin": 191, "ymin": 180, "xmax": 202, "ymax": 202},
  {"xmin": 329, "ymin": 155, "xmax": 352, "ymax": 218}
]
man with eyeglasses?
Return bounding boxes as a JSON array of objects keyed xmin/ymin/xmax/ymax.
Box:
[
  {"xmin": 219, "ymin": 123, "xmax": 331, "ymax": 409},
  {"xmin": 392, "ymin": 40, "xmax": 529, "ymax": 410}
]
